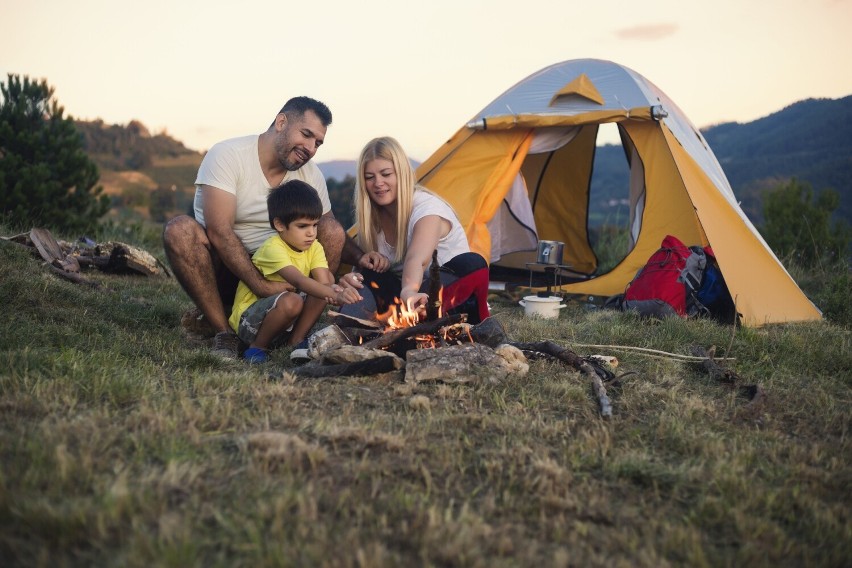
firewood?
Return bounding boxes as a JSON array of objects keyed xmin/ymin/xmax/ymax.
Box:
[
  {"xmin": 284, "ymin": 357, "xmax": 399, "ymax": 380},
  {"xmin": 95, "ymin": 242, "xmax": 163, "ymax": 276},
  {"xmin": 29, "ymin": 227, "xmax": 65, "ymax": 265},
  {"xmin": 405, "ymin": 342, "xmax": 521, "ymax": 385},
  {"xmin": 327, "ymin": 311, "xmax": 383, "ymax": 329},
  {"xmin": 360, "ymin": 313, "xmax": 465, "ymax": 351},
  {"xmin": 47, "ymin": 264, "xmax": 105, "ymax": 290},
  {"xmin": 426, "ymin": 249, "xmax": 441, "ymax": 321}
]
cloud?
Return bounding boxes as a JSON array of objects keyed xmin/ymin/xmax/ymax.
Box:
[{"xmin": 615, "ymin": 23, "xmax": 679, "ymax": 41}]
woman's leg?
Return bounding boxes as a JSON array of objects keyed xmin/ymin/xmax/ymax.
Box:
[{"xmin": 436, "ymin": 252, "xmax": 490, "ymax": 324}]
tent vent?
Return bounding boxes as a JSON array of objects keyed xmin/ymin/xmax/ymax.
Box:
[
  {"xmin": 651, "ymin": 105, "xmax": 668, "ymax": 120},
  {"xmin": 549, "ymin": 73, "xmax": 605, "ymax": 106}
]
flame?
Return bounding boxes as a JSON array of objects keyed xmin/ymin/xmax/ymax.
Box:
[{"xmin": 376, "ymin": 297, "xmax": 420, "ymax": 330}]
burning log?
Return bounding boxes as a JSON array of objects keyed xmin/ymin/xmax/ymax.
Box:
[
  {"xmin": 426, "ymin": 249, "xmax": 441, "ymax": 321},
  {"xmin": 360, "ymin": 313, "xmax": 466, "ymax": 351}
]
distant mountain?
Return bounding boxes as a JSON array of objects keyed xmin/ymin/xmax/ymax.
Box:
[
  {"xmin": 318, "ymin": 159, "xmax": 422, "ymax": 183},
  {"xmin": 587, "ymin": 95, "xmax": 852, "ymax": 226},
  {"xmin": 702, "ymin": 95, "xmax": 852, "ymax": 224},
  {"xmin": 317, "ymin": 160, "xmax": 356, "ymax": 182}
]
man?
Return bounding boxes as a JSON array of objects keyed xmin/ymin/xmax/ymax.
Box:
[{"xmin": 163, "ymin": 96, "xmax": 379, "ymax": 360}]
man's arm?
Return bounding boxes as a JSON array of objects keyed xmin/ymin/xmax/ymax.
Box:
[{"xmin": 202, "ymin": 185, "xmax": 290, "ymax": 297}]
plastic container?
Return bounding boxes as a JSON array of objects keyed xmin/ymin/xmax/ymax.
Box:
[{"xmin": 519, "ymin": 295, "xmax": 566, "ymax": 319}]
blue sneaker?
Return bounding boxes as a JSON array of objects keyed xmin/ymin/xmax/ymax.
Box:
[
  {"xmin": 289, "ymin": 339, "xmax": 311, "ymax": 364},
  {"xmin": 244, "ymin": 347, "xmax": 269, "ymax": 364}
]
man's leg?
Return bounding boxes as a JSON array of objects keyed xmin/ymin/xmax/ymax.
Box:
[{"xmin": 163, "ymin": 215, "xmax": 231, "ymax": 333}]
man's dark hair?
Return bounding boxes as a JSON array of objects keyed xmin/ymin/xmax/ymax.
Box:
[
  {"xmin": 268, "ymin": 179, "xmax": 323, "ymax": 228},
  {"xmin": 279, "ymin": 96, "xmax": 332, "ymax": 126}
]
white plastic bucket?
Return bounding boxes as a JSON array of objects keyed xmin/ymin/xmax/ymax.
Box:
[{"xmin": 519, "ymin": 295, "xmax": 566, "ymax": 319}]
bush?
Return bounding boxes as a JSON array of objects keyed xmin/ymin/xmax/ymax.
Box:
[
  {"xmin": 0, "ymin": 74, "xmax": 109, "ymax": 233},
  {"xmin": 761, "ymin": 178, "xmax": 850, "ymax": 267}
]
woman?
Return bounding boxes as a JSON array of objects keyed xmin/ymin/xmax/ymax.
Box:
[{"xmin": 341, "ymin": 136, "xmax": 489, "ymax": 324}]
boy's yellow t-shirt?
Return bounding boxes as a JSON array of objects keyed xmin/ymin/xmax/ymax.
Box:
[{"xmin": 228, "ymin": 235, "xmax": 328, "ymax": 332}]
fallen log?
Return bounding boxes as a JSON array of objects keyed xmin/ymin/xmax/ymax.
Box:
[{"xmin": 510, "ymin": 340, "xmax": 613, "ymax": 418}]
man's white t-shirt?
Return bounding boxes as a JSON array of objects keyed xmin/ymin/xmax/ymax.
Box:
[{"xmin": 194, "ymin": 134, "xmax": 331, "ymax": 253}]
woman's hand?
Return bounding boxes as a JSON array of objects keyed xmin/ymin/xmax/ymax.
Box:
[
  {"xmin": 358, "ymin": 251, "xmax": 390, "ymax": 273},
  {"xmin": 401, "ymin": 289, "xmax": 429, "ymax": 315}
]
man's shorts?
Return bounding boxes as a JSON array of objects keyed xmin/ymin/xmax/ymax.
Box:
[{"xmin": 236, "ymin": 291, "xmax": 304, "ymax": 348}]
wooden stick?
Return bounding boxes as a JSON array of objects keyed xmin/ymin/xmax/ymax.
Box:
[
  {"xmin": 572, "ymin": 343, "xmax": 735, "ymax": 362},
  {"xmin": 426, "ymin": 249, "xmax": 441, "ymax": 321}
]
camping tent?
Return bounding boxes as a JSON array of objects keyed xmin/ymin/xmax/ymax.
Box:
[{"xmin": 415, "ymin": 59, "xmax": 821, "ymax": 326}]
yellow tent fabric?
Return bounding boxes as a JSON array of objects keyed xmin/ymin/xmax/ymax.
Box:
[
  {"xmin": 549, "ymin": 73, "xmax": 605, "ymax": 106},
  {"xmin": 414, "ymin": 59, "xmax": 821, "ymax": 326}
]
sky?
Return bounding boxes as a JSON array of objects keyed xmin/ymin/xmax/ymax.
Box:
[{"xmin": 2, "ymin": 0, "xmax": 851, "ymax": 162}]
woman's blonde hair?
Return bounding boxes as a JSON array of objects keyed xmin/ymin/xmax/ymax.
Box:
[{"xmin": 354, "ymin": 136, "xmax": 418, "ymax": 263}]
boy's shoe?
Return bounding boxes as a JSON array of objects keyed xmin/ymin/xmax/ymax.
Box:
[
  {"xmin": 244, "ymin": 347, "xmax": 269, "ymax": 364},
  {"xmin": 289, "ymin": 339, "xmax": 311, "ymax": 364},
  {"xmin": 211, "ymin": 331, "xmax": 240, "ymax": 360}
]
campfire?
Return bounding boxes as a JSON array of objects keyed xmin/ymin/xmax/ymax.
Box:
[
  {"xmin": 372, "ymin": 292, "xmax": 474, "ymax": 351},
  {"xmin": 281, "ymin": 250, "xmax": 629, "ymax": 419}
]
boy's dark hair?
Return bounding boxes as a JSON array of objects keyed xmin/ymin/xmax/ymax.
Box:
[
  {"xmin": 279, "ymin": 96, "xmax": 332, "ymax": 126},
  {"xmin": 268, "ymin": 180, "xmax": 323, "ymax": 228}
]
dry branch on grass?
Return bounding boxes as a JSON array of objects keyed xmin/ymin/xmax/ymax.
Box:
[{"xmin": 509, "ymin": 340, "xmax": 615, "ymax": 418}]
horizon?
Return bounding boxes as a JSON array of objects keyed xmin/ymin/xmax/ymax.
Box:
[{"xmin": 3, "ymin": 0, "xmax": 851, "ymax": 162}]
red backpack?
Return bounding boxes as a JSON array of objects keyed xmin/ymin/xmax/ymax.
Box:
[{"xmin": 622, "ymin": 235, "xmax": 709, "ymax": 318}]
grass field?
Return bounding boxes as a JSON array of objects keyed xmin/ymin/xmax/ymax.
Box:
[{"xmin": 1, "ymin": 224, "xmax": 849, "ymax": 567}]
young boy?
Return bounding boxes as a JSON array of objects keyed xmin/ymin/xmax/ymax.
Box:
[{"xmin": 229, "ymin": 180, "xmax": 361, "ymax": 363}]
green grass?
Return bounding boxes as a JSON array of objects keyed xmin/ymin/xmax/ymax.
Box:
[{"xmin": 1, "ymin": 225, "xmax": 850, "ymax": 567}]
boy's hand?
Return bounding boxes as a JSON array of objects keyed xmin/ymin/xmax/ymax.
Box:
[{"xmin": 335, "ymin": 287, "xmax": 362, "ymax": 305}]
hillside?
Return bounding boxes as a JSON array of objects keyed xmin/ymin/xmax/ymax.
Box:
[
  {"xmin": 703, "ymin": 96, "xmax": 852, "ymax": 223},
  {"xmin": 76, "ymin": 119, "xmax": 202, "ymax": 222}
]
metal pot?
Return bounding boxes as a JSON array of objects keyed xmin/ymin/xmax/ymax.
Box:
[{"xmin": 536, "ymin": 240, "xmax": 564, "ymax": 265}]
